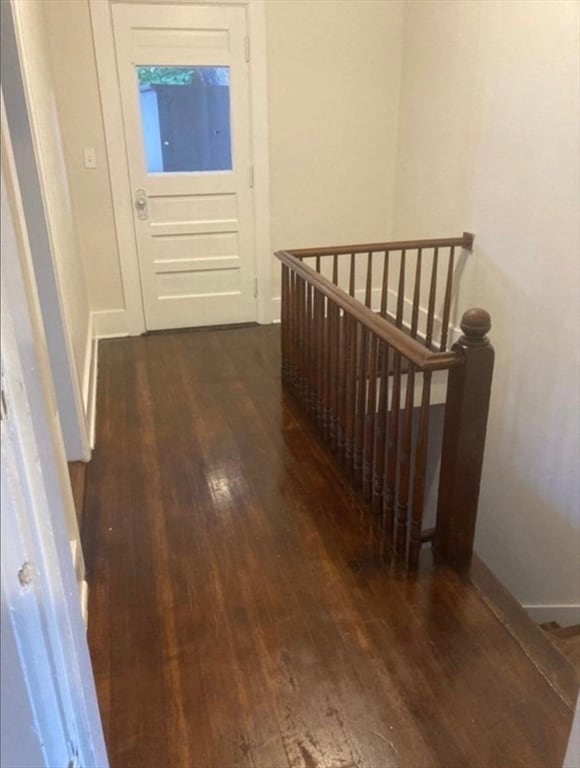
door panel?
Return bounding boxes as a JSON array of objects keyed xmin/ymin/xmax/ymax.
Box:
[{"xmin": 112, "ymin": 4, "xmax": 256, "ymax": 330}]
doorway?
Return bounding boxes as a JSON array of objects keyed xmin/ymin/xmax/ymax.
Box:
[{"xmin": 112, "ymin": 2, "xmax": 259, "ymax": 331}]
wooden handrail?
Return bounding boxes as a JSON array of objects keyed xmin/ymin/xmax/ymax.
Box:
[
  {"xmin": 288, "ymin": 232, "xmax": 474, "ymax": 259},
  {"xmin": 276, "ymin": 249, "xmax": 463, "ymax": 372}
]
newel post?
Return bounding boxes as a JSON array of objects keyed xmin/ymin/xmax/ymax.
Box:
[{"xmin": 434, "ymin": 308, "xmax": 494, "ymax": 566}]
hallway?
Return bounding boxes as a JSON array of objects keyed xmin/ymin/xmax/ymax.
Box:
[{"xmin": 84, "ymin": 326, "xmax": 574, "ymax": 768}]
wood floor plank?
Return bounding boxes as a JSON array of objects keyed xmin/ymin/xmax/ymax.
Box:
[{"xmin": 84, "ymin": 326, "xmax": 576, "ymax": 768}]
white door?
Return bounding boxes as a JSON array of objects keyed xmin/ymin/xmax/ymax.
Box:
[{"xmin": 112, "ymin": 3, "xmax": 256, "ymax": 331}]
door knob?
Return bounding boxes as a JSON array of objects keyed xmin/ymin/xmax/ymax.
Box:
[{"xmin": 135, "ymin": 188, "xmax": 148, "ymax": 220}]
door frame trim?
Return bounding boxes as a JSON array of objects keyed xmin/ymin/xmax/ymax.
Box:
[
  {"xmin": 3, "ymin": 0, "xmax": 92, "ymax": 459},
  {"xmin": 90, "ymin": 0, "xmax": 273, "ymax": 334},
  {"xmin": 2, "ymin": 92, "xmax": 108, "ymax": 766}
]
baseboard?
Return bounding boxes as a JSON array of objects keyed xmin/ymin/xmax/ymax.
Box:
[
  {"xmin": 469, "ymin": 556, "xmax": 578, "ymax": 710},
  {"xmin": 81, "ymin": 315, "xmax": 99, "ymax": 450},
  {"xmin": 271, "ymin": 290, "xmax": 462, "ymax": 346},
  {"xmin": 81, "ymin": 312, "xmax": 94, "ymax": 417},
  {"xmin": 271, "ymin": 296, "xmax": 281, "ymax": 323},
  {"xmin": 88, "ymin": 337, "xmax": 98, "ymax": 449},
  {"xmin": 70, "ymin": 538, "xmax": 82, "ymax": 583},
  {"xmin": 524, "ymin": 604, "xmax": 580, "ymax": 627},
  {"xmin": 80, "ymin": 579, "xmax": 89, "ymax": 629},
  {"xmin": 70, "ymin": 539, "xmax": 88, "ymax": 628},
  {"xmin": 365, "ymin": 287, "xmax": 462, "ymax": 348},
  {"xmin": 93, "ymin": 308, "xmax": 129, "ymax": 339}
]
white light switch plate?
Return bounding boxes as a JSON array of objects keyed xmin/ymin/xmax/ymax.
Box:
[{"xmin": 83, "ymin": 147, "xmax": 97, "ymax": 169}]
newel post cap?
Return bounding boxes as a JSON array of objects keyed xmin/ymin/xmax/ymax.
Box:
[{"xmin": 460, "ymin": 308, "xmax": 491, "ymax": 345}]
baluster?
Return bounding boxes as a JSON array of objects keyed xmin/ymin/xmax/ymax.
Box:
[
  {"xmin": 384, "ymin": 350, "xmax": 401, "ymax": 553},
  {"xmin": 396, "ymin": 361, "xmax": 415, "ymax": 559},
  {"xmin": 349, "ymin": 253, "xmax": 356, "ymax": 297},
  {"xmin": 299, "ymin": 276, "xmax": 306, "ymax": 399},
  {"xmin": 360, "ymin": 251, "xmax": 375, "ymax": 495},
  {"xmin": 312, "ymin": 286, "xmax": 320, "ymax": 417},
  {"xmin": 372, "ymin": 339, "xmax": 390, "ymax": 521},
  {"xmin": 303, "ymin": 279, "xmax": 309, "ymax": 403},
  {"xmin": 329, "ymin": 299, "xmax": 337, "ymax": 446},
  {"xmin": 345, "ymin": 253, "xmax": 359, "ymax": 462},
  {"xmin": 344, "ymin": 314, "xmax": 358, "ymax": 473},
  {"xmin": 300, "ymin": 279, "xmax": 308, "ymax": 402},
  {"xmin": 353, "ymin": 252, "xmax": 373, "ymax": 485},
  {"xmin": 354, "ymin": 319, "xmax": 368, "ymax": 487},
  {"xmin": 329, "ymin": 257, "xmax": 340, "ymax": 449},
  {"xmin": 337, "ymin": 306, "xmax": 347, "ymax": 457},
  {"xmin": 290, "ymin": 271, "xmax": 297, "ymax": 392},
  {"xmin": 281, "ymin": 264, "xmax": 289, "ymax": 381},
  {"xmin": 314, "ymin": 288, "xmax": 324, "ymax": 426},
  {"xmin": 334, "ymin": 301, "xmax": 342, "ymax": 450},
  {"xmin": 318, "ymin": 296, "xmax": 330, "ymax": 437},
  {"xmin": 380, "ymin": 250, "xmax": 390, "ymax": 317},
  {"xmin": 329, "ymin": 299, "xmax": 338, "ymax": 449},
  {"xmin": 311, "ymin": 284, "xmax": 318, "ymax": 417},
  {"xmin": 326, "ymin": 293, "xmax": 333, "ymax": 440},
  {"xmin": 426, "ymin": 247, "xmax": 438, "ymax": 349},
  {"xmin": 303, "ymin": 279, "xmax": 310, "ymax": 403},
  {"xmin": 440, "ymin": 246, "xmax": 455, "ymax": 351},
  {"xmin": 315, "ymin": 255, "xmax": 321, "ymax": 274},
  {"xmin": 409, "ymin": 370, "xmax": 432, "ymax": 567},
  {"xmin": 305, "ymin": 281, "xmax": 311, "ymax": 403},
  {"xmin": 296, "ymin": 276, "xmax": 304, "ymax": 400},
  {"xmin": 319, "ymin": 294, "xmax": 327, "ymax": 434},
  {"xmin": 411, "ymin": 248, "xmax": 422, "ymax": 339},
  {"xmin": 362, "ymin": 332, "xmax": 378, "ymax": 501},
  {"xmin": 288, "ymin": 270, "xmax": 296, "ymax": 389},
  {"xmin": 305, "ymin": 282, "xmax": 314, "ymax": 415},
  {"xmin": 389, "ymin": 249, "xmax": 409, "ymax": 548},
  {"xmin": 396, "ymin": 249, "xmax": 406, "ymax": 327},
  {"xmin": 365, "ymin": 251, "xmax": 373, "ymax": 308},
  {"xmin": 325, "ymin": 299, "xmax": 335, "ymax": 440},
  {"xmin": 373, "ymin": 251, "xmax": 391, "ymax": 519}
]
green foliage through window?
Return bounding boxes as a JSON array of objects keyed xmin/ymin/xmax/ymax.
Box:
[{"xmin": 137, "ymin": 66, "xmax": 230, "ymax": 88}]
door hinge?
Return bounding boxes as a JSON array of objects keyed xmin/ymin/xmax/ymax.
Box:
[
  {"xmin": 249, "ymin": 165, "xmax": 254, "ymax": 189},
  {"xmin": 253, "ymin": 277, "xmax": 258, "ymax": 298},
  {"xmin": 245, "ymin": 36, "xmax": 250, "ymax": 63}
]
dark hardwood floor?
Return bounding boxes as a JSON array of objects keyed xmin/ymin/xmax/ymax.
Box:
[{"xmin": 84, "ymin": 326, "xmax": 576, "ymax": 768}]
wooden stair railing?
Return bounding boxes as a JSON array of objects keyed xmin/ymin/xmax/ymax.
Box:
[{"xmin": 276, "ymin": 233, "xmax": 494, "ymax": 568}]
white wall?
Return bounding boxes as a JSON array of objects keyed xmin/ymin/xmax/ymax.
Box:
[
  {"xmin": 44, "ymin": 0, "xmax": 125, "ymax": 314},
  {"xmin": 266, "ymin": 0, "xmax": 404, "ymax": 296},
  {"xmin": 393, "ymin": 0, "xmax": 580, "ymax": 621}
]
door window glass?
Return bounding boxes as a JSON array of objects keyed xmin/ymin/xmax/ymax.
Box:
[{"xmin": 137, "ymin": 66, "xmax": 232, "ymax": 173}]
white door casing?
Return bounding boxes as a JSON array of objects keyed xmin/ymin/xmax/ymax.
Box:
[
  {"xmin": 1, "ymin": 96, "xmax": 108, "ymax": 766},
  {"xmin": 2, "ymin": 0, "xmax": 91, "ymax": 459},
  {"xmin": 112, "ymin": 2, "xmax": 257, "ymax": 331}
]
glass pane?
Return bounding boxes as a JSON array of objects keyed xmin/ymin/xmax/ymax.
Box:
[{"xmin": 137, "ymin": 66, "xmax": 232, "ymax": 173}]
